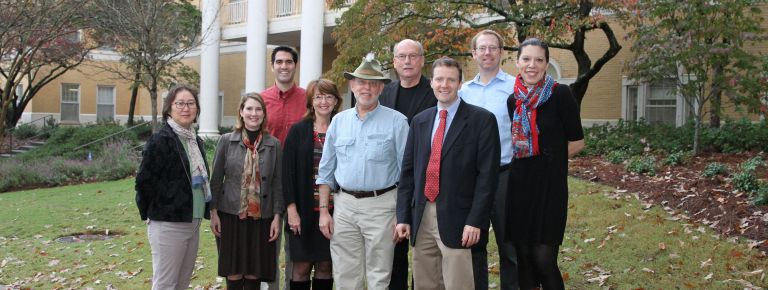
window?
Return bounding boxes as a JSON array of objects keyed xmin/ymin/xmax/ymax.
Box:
[
  {"xmin": 61, "ymin": 83, "xmax": 80, "ymax": 122},
  {"xmin": 622, "ymin": 78, "xmax": 688, "ymax": 126},
  {"xmin": 97, "ymin": 85, "xmax": 115, "ymax": 121},
  {"xmin": 276, "ymin": 0, "xmax": 294, "ymax": 17}
]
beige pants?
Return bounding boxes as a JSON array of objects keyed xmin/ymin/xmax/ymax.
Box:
[
  {"xmin": 331, "ymin": 190, "xmax": 397, "ymax": 290},
  {"xmin": 413, "ymin": 202, "xmax": 474, "ymax": 290},
  {"xmin": 147, "ymin": 219, "xmax": 201, "ymax": 290}
]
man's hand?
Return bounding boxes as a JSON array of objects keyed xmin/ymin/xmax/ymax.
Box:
[
  {"xmin": 461, "ymin": 225, "xmax": 480, "ymax": 248},
  {"xmin": 394, "ymin": 223, "xmax": 411, "ymax": 242},
  {"xmin": 319, "ymin": 211, "xmax": 334, "ymax": 240}
]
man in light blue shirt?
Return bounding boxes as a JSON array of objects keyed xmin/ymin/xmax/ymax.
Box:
[
  {"xmin": 316, "ymin": 54, "xmax": 409, "ymax": 290},
  {"xmin": 458, "ymin": 29, "xmax": 518, "ymax": 290}
]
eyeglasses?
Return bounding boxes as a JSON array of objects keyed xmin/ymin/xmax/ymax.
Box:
[
  {"xmin": 173, "ymin": 101, "xmax": 197, "ymax": 109},
  {"xmin": 394, "ymin": 54, "xmax": 423, "ymax": 61},
  {"xmin": 475, "ymin": 46, "xmax": 500, "ymax": 52},
  {"xmin": 312, "ymin": 95, "xmax": 336, "ymax": 102}
]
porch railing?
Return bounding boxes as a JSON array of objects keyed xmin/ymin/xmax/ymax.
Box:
[{"xmin": 223, "ymin": 0, "xmax": 357, "ymax": 25}]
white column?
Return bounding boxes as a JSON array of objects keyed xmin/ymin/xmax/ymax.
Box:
[
  {"xmin": 198, "ymin": 0, "xmax": 221, "ymax": 138},
  {"xmin": 298, "ymin": 0, "xmax": 324, "ymax": 88},
  {"xmin": 245, "ymin": 0, "xmax": 268, "ymax": 93}
]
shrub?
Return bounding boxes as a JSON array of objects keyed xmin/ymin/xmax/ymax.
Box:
[
  {"xmin": 663, "ymin": 151, "xmax": 691, "ymax": 166},
  {"xmin": 0, "ymin": 142, "xmax": 139, "ymax": 192},
  {"xmin": 732, "ymin": 171, "xmax": 759, "ymax": 193},
  {"xmin": 606, "ymin": 150, "xmax": 629, "ymax": 164},
  {"xmin": 12, "ymin": 123, "xmax": 40, "ymax": 139},
  {"xmin": 753, "ymin": 182, "xmax": 768, "ymax": 206},
  {"xmin": 702, "ymin": 162, "xmax": 728, "ymax": 178},
  {"xmin": 740, "ymin": 156, "xmax": 765, "ymax": 172},
  {"xmin": 626, "ymin": 155, "xmax": 657, "ymax": 176},
  {"xmin": 19, "ymin": 124, "xmax": 138, "ymax": 160}
]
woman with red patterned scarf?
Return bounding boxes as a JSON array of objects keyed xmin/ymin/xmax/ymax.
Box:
[
  {"xmin": 209, "ymin": 93, "xmax": 284, "ymax": 290},
  {"xmin": 505, "ymin": 38, "xmax": 585, "ymax": 290}
]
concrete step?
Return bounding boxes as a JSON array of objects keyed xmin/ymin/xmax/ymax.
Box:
[{"xmin": 0, "ymin": 140, "xmax": 46, "ymax": 158}]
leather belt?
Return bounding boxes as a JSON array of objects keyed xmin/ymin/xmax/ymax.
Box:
[
  {"xmin": 341, "ymin": 184, "xmax": 397, "ymax": 199},
  {"xmin": 499, "ymin": 163, "xmax": 511, "ymax": 172}
]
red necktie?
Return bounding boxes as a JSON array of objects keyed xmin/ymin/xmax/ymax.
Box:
[{"xmin": 424, "ymin": 109, "xmax": 447, "ymax": 202}]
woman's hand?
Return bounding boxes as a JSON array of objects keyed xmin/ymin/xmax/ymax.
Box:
[
  {"xmin": 269, "ymin": 214, "xmax": 281, "ymax": 242},
  {"xmin": 210, "ymin": 210, "xmax": 221, "ymax": 238},
  {"xmin": 286, "ymin": 204, "xmax": 301, "ymax": 236}
]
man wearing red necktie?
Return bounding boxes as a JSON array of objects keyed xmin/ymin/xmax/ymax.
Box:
[{"xmin": 395, "ymin": 57, "xmax": 500, "ymax": 290}]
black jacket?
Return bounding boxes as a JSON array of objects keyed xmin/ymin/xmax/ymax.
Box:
[
  {"xmin": 282, "ymin": 119, "xmax": 326, "ymax": 234},
  {"xmin": 397, "ymin": 100, "xmax": 500, "ymax": 248},
  {"xmin": 380, "ymin": 75, "xmax": 437, "ymax": 123},
  {"xmin": 135, "ymin": 123, "xmax": 211, "ymax": 221}
]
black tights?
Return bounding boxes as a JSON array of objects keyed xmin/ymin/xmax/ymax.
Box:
[{"xmin": 515, "ymin": 243, "xmax": 564, "ymax": 290}]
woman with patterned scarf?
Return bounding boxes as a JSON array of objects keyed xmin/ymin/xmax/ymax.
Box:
[
  {"xmin": 505, "ymin": 38, "xmax": 585, "ymax": 290},
  {"xmin": 209, "ymin": 93, "xmax": 284, "ymax": 290},
  {"xmin": 135, "ymin": 85, "xmax": 211, "ymax": 290}
]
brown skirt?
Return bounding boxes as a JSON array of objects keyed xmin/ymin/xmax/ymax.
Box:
[{"xmin": 216, "ymin": 211, "xmax": 276, "ymax": 280}]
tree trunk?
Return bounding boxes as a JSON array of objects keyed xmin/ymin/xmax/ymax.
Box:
[
  {"xmin": 127, "ymin": 75, "xmax": 140, "ymax": 126},
  {"xmin": 693, "ymin": 100, "xmax": 704, "ymax": 155},
  {"xmin": 150, "ymin": 82, "xmax": 159, "ymax": 132},
  {"xmin": 709, "ymin": 63, "xmax": 724, "ymax": 128}
]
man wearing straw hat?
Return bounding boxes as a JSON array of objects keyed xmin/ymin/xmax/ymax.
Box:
[{"xmin": 315, "ymin": 53, "xmax": 410, "ymax": 290}]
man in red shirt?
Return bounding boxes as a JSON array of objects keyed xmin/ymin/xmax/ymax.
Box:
[
  {"xmin": 261, "ymin": 46, "xmax": 307, "ymax": 145},
  {"xmin": 260, "ymin": 46, "xmax": 306, "ymax": 290}
]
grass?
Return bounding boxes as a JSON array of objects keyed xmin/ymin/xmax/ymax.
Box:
[{"xmin": 0, "ymin": 178, "xmax": 765, "ymax": 289}]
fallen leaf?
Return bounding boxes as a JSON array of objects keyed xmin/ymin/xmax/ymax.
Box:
[
  {"xmin": 641, "ymin": 267, "xmax": 655, "ymax": 274},
  {"xmin": 700, "ymin": 258, "xmax": 712, "ymax": 268},
  {"xmin": 658, "ymin": 242, "xmax": 666, "ymax": 250}
]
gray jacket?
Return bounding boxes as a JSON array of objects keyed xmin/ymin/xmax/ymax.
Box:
[{"xmin": 210, "ymin": 131, "xmax": 284, "ymax": 217}]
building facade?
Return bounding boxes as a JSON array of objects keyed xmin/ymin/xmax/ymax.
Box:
[{"xmin": 16, "ymin": 0, "xmax": 767, "ymax": 134}]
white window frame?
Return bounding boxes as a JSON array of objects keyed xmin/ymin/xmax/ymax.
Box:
[
  {"xmin": 96, "ymin": 85, "xmax": 116, "ymax": 122},
  {"xmin": 61, "ymin": 83, "xmax": 81, "ymax": 123},
  {"xmin": 622, "ymin": 77, "xmax": 689, "ymax": 126}
]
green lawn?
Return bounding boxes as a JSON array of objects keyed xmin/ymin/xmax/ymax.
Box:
[{"xmin": 0, "ymin": 178, "xmax": 765, "ymax": 289}]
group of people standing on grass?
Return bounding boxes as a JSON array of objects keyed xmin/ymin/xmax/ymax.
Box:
[{"xmin": 135, "ymin": 29, "xmax": 585, "ymax": 290}]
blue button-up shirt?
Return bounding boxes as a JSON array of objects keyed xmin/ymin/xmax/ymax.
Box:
[
  {"xmin": 316, "ymin": 102, "xmax": 410, "ymax": 191},
  {"xmin": 458, "ymin": 70, "xmax": 514, "ymax": 165}
]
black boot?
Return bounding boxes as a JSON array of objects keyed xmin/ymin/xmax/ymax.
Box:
[
  {"xmin": 290, "ymin": 280, "xmax": 311, "ymax": 290},
  {"xmin": 242, "ymin": 278, "xmax": 261, "ymax": 290},
  {"xmin": 311, "ymin": 278, "xmax": 333, "ymax": 290},
  {"xmin": 226, "ymin": 278, "xmax": 244, "ymax": 290}
]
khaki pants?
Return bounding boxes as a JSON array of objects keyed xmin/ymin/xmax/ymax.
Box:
[
  {"xmin": 413, "ymin": 202, "xmax": 474, "ymax": 290},
  {"xmin": 147, "ymin": 219, "xmax": 201, "ymax": 290},
  {"xmin": 331, "ymin": 190, "xmax": 397, "ymax": 290}
]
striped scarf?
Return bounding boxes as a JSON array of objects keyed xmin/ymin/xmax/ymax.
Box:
[{"xmin": 511, "ymin": 74, "xmax": 556, "ymax": 159}]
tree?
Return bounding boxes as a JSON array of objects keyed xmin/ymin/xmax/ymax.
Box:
[
  {"xmin": 92, "ymin": 0, "xmax": 202, "ymax": 130},
  {"xmin": 626, "ymin": 0, "xmax": 767, "ymax": 154},
  {"xmin": 327, "ymin": 0, "xmax": 629, "ymax": 106},
  {"xmin": 0, "ymin": 0, "xmax": 97, "ymax": 145}
]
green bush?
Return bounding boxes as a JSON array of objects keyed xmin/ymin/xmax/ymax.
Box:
[
  {"xmin": 702, "ymin": 162, "xmax": 728, "ymax": 178},
  {"xmin": 753, "ymin": 182, "xmax": 768, "ymax": 206},
  {"xmin": 12, "ymin": 123, "xmax": 40, "ymax": 139},
  {"xmin": 0, "ymin": 142, "xmax": 139, "ymax": 192},
  {"xmin": 732, "ymin": 171, "xmax": 759, "ymax": 193},
  {"xmin": 19, "ymin": 124, "xmax": 138, "ymax": 160},
  {"xmin": 663, "ymin": 151, "xmax": 691, "ymax": 166},
  {"xmin": 740, "ymin": 156, "xmax": 765, "ymax": 172},
  {"xmin": 626, "ymin": 155, "xmax": 657, "ymax": 176},
  {"xmin": 606, "ymin": 150, "xmax": 630, "ymax": 164},
  {"xmin": 583, "ymin": 119, "xmax": 768, "ymax": 156}
]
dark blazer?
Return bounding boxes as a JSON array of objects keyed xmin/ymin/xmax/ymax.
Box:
[
  {"xmin": 135, "ymin": 123, "xmax": 210, "ymax": 221},
  {"xmin": 380, "ymin": 75, "xmax": 437, "ymax": 123},
  {"xmin": 282, "ymin": 119, "xmax": 325, "ymax": 233},
  {"xmin": 396, "ymin": 100, "xmax": 500, "ymax": 248}
]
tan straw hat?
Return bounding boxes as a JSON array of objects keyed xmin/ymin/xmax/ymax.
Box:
[{"xmin": 343, "ymin": 52, "xmax": 391, "ymax": 84}]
